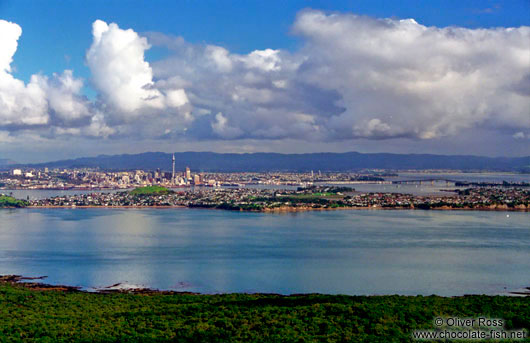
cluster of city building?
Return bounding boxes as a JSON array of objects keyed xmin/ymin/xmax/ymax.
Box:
[
  {"xmin": 1, "ymin": 164, "xmax": 215, "ymax": 190},
  {"xmin": 0, "ymin": 155, "xmax": 393, "ymax": 190},
  {"xmin": 28, "ymin": 186, "xmax": 529, "ymax": 211}
]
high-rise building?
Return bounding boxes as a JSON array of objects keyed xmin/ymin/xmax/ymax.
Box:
[
  {"xmin": 193, "ymin": 174, "xmax": 200, "ymax": 185},
  {"xmin": 186, "ymin": 167, "xmax": 191, "ymax": 180},
  {"xmin": 172, "ymin": 154, "xmax": 175, "ymax": 185}
]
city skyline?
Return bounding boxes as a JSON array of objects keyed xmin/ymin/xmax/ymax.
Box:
[{"xmin": 0, "ymin": 0, "xmax": 529, "ymax": 162}]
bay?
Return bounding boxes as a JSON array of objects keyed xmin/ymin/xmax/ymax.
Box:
[{"xmin": 0, "ymin": 208, "xmax": 528, "ymax": 296}]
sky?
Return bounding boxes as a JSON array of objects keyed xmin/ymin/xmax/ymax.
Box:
[{"xmin": 0, "ymin": 0, "xmax": 529, "ymax": 163}]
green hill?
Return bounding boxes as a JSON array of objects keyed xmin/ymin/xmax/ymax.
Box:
[
  {"xmin": 0, "ymin": 195, "xmax": 28, "ymax": 208},
  {"xmin": 129, "ymin": 185, "xmax": 172, "ymax": 195}
]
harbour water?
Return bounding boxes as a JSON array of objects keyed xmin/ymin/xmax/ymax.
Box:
[{"xmin": 0, "ymin": 208, "xmax": 528, "ymax": 295}]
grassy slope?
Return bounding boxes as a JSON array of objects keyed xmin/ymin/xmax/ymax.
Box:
[
  {"xmin": 129, "ymin": 186, "xmax": 171, "ymax": 196},
  {"xmin": 0, "ymin": 284, "xmax": 528, "ymax": 342},
  {"xmin": 0, "ymin": 195, "xmax": 28, "ymax": 208}
]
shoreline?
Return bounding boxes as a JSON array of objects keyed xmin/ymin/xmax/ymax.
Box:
[
  {"xmin": 23, "ymin": 204, "xmax": 530, "ymax": 212},
  {"xmin": 261, "ymin": 205, "xmax": 529, "ymax": 212},
  {"xmin": 26, "ymin": 205, "xmax": 188, "ymax": 209},
  {"xmin": 0, "ymin": 275, "xmax": 196, "ymax": 295},
  {"xmin": 2, "ymin": 275, "xmax": 528, "ymax": 297}
]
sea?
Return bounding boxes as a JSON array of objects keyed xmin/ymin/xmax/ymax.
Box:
[{"xmin": 0, "ymin": 208, "xmax": 528, "ymax": 296}]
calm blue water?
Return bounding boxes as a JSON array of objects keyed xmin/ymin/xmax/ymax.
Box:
[{"xmin": 0, "ymin": 208, "xmax": 528, "ymax": 295}]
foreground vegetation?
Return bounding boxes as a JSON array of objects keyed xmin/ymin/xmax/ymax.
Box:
[
  {"xmin": 0, "ymin": 283, "xmax": 528, "ymax": 342},
  {"xmin": 0, "ymin": 195, "xmax": 28, "ymax": 208}
]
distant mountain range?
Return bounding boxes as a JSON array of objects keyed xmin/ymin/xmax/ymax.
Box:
[
  {"xmin": 0, "ymin": 158, "xmax": 17, "ymax": 167},
  {"xmin": 8, "ymin": 152, "xmax": 530, "ymax": 172}
]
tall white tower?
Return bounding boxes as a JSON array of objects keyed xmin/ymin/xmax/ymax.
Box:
[{"xmin": 172, "ymin": 154, "xmax": 175, "ymax": 185}]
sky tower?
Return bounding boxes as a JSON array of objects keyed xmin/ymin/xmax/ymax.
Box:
[{"xmin": 172, "ymin": 154, "xmax": 175, "ymax": 185}]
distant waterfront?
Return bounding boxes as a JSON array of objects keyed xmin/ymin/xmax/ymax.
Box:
[
  {"xmin": 0, "ymin": 208, "xmax": 528, "ymax": 296},
  {"xmin": 3, "ymin": 172, "xmax": 528, "ymax": 200},
  {"xmin": 2, "ymin": 188, "xmax": 130, "ymax": 200}
]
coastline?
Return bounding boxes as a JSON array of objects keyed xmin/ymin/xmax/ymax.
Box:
[
  {"xmin": 24, "ymin": 204, "xmax": 530, "ymax": 212},
  {"xmin": 2, "ymin": 274, "xmax": 529, "ymax": 297},
  {"xmin": 0, "ymin": 275, "xmax": 194, "ymax": 295},
  {"xmin": 261, "ymin": 205, "xmax": 529, "ymax": 212},
  {"xmin": 26, "ymin": 205, "xmax": 187, "ymax": 209}
]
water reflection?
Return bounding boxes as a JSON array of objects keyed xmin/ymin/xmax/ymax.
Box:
[{"xmin": 0, "ymin": 208, "xmax": 528, "ymax": 295}]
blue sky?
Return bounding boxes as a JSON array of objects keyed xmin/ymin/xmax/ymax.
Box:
[
  {"xmin": 0, "ymin": 0, "xmax": 529, "ymax": 162},
  {"xmin": 4, "ymin": 0, "xmax": 529, "ymax": 88}
]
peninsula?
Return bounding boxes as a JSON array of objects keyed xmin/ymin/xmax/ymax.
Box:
[{"xmin": 13, "ymin": 185, "xmax": 529, "ymax": 211}]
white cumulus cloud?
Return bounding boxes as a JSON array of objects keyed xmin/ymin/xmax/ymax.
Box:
[
  {"xmin": 292, "ymin": 10, "xmax": 530, "ymax": 139},
  {"xmin": 0, "ymin": 19, "xmax": 111, "ymax": 136},
  {"xmin": 86, "ymin": 20, "xmax": 189, "ymax": 118},
  {"xmin": 87, "ymin": 20, "xmax": 165, "ymax": 114},
  {"xmin": 0, "ymin": 20, "xmax": 49, "ymax": 126},
  {"xmin": 39, "ymin": 70, "xmax": 92, "ymax": 121}
]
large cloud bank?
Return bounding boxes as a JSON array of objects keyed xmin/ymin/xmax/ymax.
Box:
[{"xmin": 0, "ymin": 11, "xmax": 529, "ymax": 145}]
